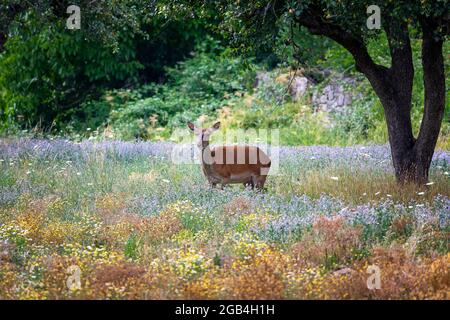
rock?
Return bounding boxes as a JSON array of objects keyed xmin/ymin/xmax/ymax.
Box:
[
  {"xmin": 254, "ymin": 71, "xmax": 271, "ymax": 88},
  {"xmin": 312, "ymin": 76, "xmax": 356, "ymax": 113},
  {"xmin": 290, "ymin": 76, "xmax": 309, "ymax": 101},
  {"xmin": 254, "ymin": 69, "xmax": 358, "ymax": 111}
]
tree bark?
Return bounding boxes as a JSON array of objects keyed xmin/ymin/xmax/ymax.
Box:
[
  {"xmin": 411, "ymin": 18, "xmax": 446, "ymax": 183},
  {"xmin": 379, "ymin": 22, "xmax": 417, "ymax": 184},
  {"xmin": 384, "ymin": 19, "xmax": 445, "ymax": 184}
]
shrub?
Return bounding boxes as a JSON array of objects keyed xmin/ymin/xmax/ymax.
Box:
[
  {"xmin": 292, "ymin": 216, "xmax": 363, "ymax": 269},
  {"xmin": 101, "ymin": 38, "xmax": 255, "ymax": 139}
]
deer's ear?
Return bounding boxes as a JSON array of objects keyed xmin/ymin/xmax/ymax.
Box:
[
  {"xmin": 187, "ymin": 122, "xmax": 195, "ymax": 131},
  {"xmin": 212, "ymin": 121, "xmax": 221, "ymax": 130}
]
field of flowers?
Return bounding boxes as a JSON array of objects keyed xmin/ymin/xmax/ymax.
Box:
[{"xmin": 0, "ymin": 138, "xmax": 449, "ymax": 299}]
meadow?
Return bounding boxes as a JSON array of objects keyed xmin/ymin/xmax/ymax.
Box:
[{"xmin": 0, "ymin": 138, "xmax": 448, "ymax": 299}]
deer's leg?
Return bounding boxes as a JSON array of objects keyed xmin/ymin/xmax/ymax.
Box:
[
  {"xmin": 210, "ymin": 182, "xmax": 217, "ymax": 188},
  {"xmin": 243, "ymin": 181, "xmax": 254, "ymax": 189},
  {"xmin": 254, "ymin": 175, "xmax": 267, "ymax": 191},
  {"xmin": 220, "ymin": 177, "xmax": 230, "ymax": 190}
]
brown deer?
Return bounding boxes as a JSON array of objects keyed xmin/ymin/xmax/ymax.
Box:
[{"xmin": 188, "ymin": 121, "xmax": 271, "ymax": 190}]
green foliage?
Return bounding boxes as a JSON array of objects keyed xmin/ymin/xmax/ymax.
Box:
[
  {"xmin": 103, "ymin": 38, "xmax": 255, "ymax": 140},
  {"xmin": 212, "ymin": 0, "xmax": 449, "ymax": 55},
  {"xmin": 0, "ymin": 0, "xmax": 448, "ymax": 150},
  {"xmin": 275, "ymin": 17, "xmax": 335, "ymax": 70},
  {"xmin": 0, "ymin": 1, "xmax": 216, "ymax": 132},
  {"xmin": 0, "ymin": 12, "xmax": 142, "ymax": 130},
  {"xmin": 124, "ymin": 233, "xmax": 139, "ymax": 260},
  {"xmin": 65, "ymin": 85, "xmax": 159, "ymax": 135}
]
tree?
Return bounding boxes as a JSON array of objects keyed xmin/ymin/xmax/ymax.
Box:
[
  {"xmin": 0, "ymin": 1, "xmax": 145, "ymax": 129},
  {"xmin": 0, "ymin": 1, "xmax": 212, "ymax": 130},
  {"xmin": 202, "ymin": 0, "xmax": 448, "ymax": 184}
]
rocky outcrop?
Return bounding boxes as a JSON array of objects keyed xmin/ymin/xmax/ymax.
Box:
[
  {"xmin": 290, "ymin": 76, "xmax": 310, "ymax": 101},
  {"xmin": 312, "ymin": 76, "xmax": 357, "ymax": 113},
  {"xmin": 255, "ymin": 69, "xmax": 358, "ymax": 112}
]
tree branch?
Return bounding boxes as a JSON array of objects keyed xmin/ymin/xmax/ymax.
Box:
[{"xmin": 294, "ymin": 6, "xmax": 390, "ymax": 98}]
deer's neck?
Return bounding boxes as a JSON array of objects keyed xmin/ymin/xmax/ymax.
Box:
[{"xmin": 200, "ymin": 141, "xmax": 215, "ymax": 174}]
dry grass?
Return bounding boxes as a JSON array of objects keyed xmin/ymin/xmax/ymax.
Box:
[
  {"xmin": 292, "ymin": 216, "xmax": 363, "ymax": 268},
  {"xmin": 436, "ymin": 134, "xmax": 450, "ymax": 150},
  {"xmin": 291, "ymin": 167, "xmax": 449, "ymax": 204}
]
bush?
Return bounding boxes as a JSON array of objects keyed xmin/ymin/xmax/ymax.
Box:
[{"xmin": 102, "ymin": 38, "xmax": 255, "ymax": 139}]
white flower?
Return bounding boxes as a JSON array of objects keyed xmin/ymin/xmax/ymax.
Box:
[{"xmin": 330, "ymin": 176, "xmax": 339, "ymax": 181}]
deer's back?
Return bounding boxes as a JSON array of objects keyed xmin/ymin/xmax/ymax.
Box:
[{"xmin": 211, "ymin": 145, "xmax": 271, "ymax": 177}]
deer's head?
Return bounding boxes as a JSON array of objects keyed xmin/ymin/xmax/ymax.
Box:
[{"xmin": 188, "ymin": 121, "xmax": 221, "ymax": 149}]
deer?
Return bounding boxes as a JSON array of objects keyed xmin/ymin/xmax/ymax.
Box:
[{"xmin": 188, "ymin": 121, "xmax": 271, "ymax": 190}]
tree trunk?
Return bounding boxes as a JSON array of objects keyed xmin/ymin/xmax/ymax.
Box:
[
  {"xmin": 383, "ymin": 97, "xmax": 417, "ymax": 184},
  {"xmin": 411, "ymin": 19, "xmax": 446, "ymax": 184},
  {"xmin": 356, "ymin": 27, "xmax": 418, "ymax": 184},
  {"xmin": 381, "ymin": 27, "xmax": 444, "ymax": 184},
  {"xmin": 352, "ymin": 22, "xmax": 445, "ymax": 185}
]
